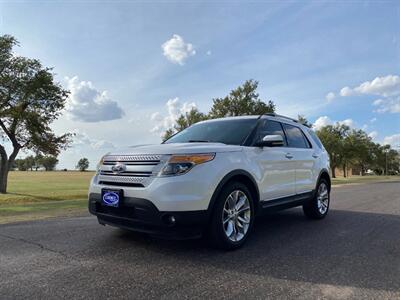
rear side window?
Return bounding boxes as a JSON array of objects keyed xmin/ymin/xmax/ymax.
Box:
[
  {"xmin": 307, "ymin": 129, "xmax": 324, "ymax": 149},
  {"xmin": 282, "ymin": 124, "xmax": 310, "ymax": 149},
  {"xmin": 255, "ymin": 120, "xmax": 287, "ymax": 146}
]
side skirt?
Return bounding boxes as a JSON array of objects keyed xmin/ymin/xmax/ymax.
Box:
[{"xmin": 258, "ymin": 191, "xmax": 314, "ymax": 215}]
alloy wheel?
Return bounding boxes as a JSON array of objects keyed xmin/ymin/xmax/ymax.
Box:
[{"xmin": 222, "ymin": 190, "xmax": 251, "ymax": 242}]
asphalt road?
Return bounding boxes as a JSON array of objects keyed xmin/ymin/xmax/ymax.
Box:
[{"xmin": 1, "ymin": 182, "xmax": 399, "ymax": 299}]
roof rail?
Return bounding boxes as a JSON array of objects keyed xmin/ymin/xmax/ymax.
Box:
[{"xmin": 264, "ymin": 112, "xmax": 299, "ymax": 123}]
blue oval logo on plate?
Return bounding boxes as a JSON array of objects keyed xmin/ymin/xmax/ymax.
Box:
[{"xmin": 103, "ymin": 192, "xmax": 119, "ymax": 206}]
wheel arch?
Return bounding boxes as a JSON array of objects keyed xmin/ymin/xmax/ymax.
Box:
[
  {"xmin": 317, "ymin": 169, "xmax": 331, "ymax": 192},
  {"xmin": 207, "ymin": 169, "xmax": 260, "ymax": 215}
]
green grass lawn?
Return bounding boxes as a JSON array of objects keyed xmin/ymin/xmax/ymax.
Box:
[
  {"xmin": 332, "ymin": 175, "xmax": 400, "ymax": 185},
  {"xmin": 0, "ymin": 171, "xmax": 399, "ymax": 224},
  {"xmin": 0, "ymin": 171, "xmax": 94, "ymax": 224}
]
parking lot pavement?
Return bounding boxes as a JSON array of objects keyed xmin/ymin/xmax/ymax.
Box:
[{"xmin": 0, "ymin": 181, "xmax": 399, "ymax": 299}]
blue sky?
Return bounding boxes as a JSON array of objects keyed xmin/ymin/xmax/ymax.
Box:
[{"xmin": 1, "ymin": 1, "xmax": 399, "ymax": 169}]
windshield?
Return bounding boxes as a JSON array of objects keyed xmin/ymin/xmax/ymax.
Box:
[{"xmin": 165, "ymin": 118, "xmax": 258, "ymax": 145}]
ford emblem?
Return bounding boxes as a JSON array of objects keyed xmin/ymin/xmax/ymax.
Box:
[
  {"xmin": 103, "ymin": 192, "xmax": 119, "ymax": 206},
  {"xmin": 111, "ymin": 162, "xmax": 126, "ymax": 174}
]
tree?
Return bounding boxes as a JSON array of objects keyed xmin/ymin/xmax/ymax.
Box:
[
  {"xmin": 76, "ymin": 158, "xmax": 89, "ymax": 171},
  {"xmin": 162, "ymin": 108, "xmax": 207, "ymax": 141},
  {"xmin": 162, "ymin": 80, "xmax": 276, "ymax": 139},
  {"xmin": 298, "ymin": 115, "xmax": 312, "ymax": 127},
  {"xmin": 24, "ymin": 155, "xmax": 35, "ymax": 171},
  {"xmin": 39, "ymin": 156, "xmax": 58, "ymax": 171},
  {"xmin": 0, "ymin": 35, "xmax": 72, "ymax": 193},
  {"xmin": 14, "ymin": 158, "xmax": 28, "ymax": 171},
  {"xmin": 316, "ymin": 123, "xmax": 350, "ymax": 178},
  {"xmin": 209, "ymin": 79, "xmax": 275, "ymax": 118}
]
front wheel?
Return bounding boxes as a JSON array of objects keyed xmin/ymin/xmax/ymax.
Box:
[
  {"xmin": 303, "ymin": 179, "xmax": 330, "ymax": 219},
  {"xmin": 208, "ymin": 182, "xmax": 255, "ymax": 250}
]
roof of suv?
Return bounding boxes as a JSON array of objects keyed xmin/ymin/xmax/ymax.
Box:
[{"xmin": 200, "ymin": 114, "xmax": 305, "ymax": 127}]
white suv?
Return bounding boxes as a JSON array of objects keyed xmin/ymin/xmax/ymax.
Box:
[{"xmin": 89, "ymin": 114, "xmax": 331, "ymax": 249}]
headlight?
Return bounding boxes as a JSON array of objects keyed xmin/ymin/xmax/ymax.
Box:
[{"xmin": 159, "ymin": 153, "xmax": 215, "ymax": 176}]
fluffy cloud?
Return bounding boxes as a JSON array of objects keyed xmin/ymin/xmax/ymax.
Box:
[
  {"xmin": 161, "ymin": 34, "xmax": 196, "ymax": 65},
  {"xmin": 151, "ymin": 98, "xmax": 196, "ymax": 135},
  {"xmin": 339, "ymin": 87, "xmax": 354, "ymax": 97},
  {"xmin": 338, "ymin": 118, "xmax": 355, "ymax": 128},
  {"xmin": 65, "ymin": 76, "xmax": 124, "ymax": 122},
  {"xmin": 340, "ymin": 75, "xmax": 400, "ymax": 97},
  {"xmin": 313, "ymin": 116, "xmax": 332, "ymax": 130},
  {"xmin": 325, "ymin": 92, "xmax": 335, "ymax": 102},
  {"xmin": 313, "ymin": 116, "xmax": 355, "ymax": 130},
  {"xmin": 368, "ymin": 131, "xmax": 378, "ymax": 140},
  {"xmin": 383, "ymin": 134, "xmax": 400, "ymax": 147},
  {"xmin": 372, "ymin": 97, "xmax": 400, "ymax": 113},
  {"xmin": 72, "ymin": 130, "xmax": 115, "ymax": 150}
]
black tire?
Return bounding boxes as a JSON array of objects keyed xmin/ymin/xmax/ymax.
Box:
[
  {"xmin": 303, "ymin": 178, "xmax": 330, "ymax": 219},
  {"xmin": 208, "ymin": 181, "xmax": 255, "ymax": 250}
]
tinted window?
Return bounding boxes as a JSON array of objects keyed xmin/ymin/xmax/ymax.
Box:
[
  {"xmin": 255, "ymin": 120, "xmax": 287, "ymax": 146},
  {"xmin": 165, "ymin": 118, "xmax": 257, "ymax": 145},
  {"xmin": 282, "ymin": 124, "xmax": 310, "ymax": 148},
  {"xmin": 307, "ymin": 129, "xmax": 324, "ymax": 149}
]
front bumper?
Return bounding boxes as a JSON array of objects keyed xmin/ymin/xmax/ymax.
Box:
[{"xmin": 88, "ymin": 193, "xmax": 209, "ymax": 239}]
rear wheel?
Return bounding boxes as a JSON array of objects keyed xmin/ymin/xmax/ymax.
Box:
[
  {"xmin": 303, "ymin": 179, "xmax": 330, "ymax": 219},
  {"xmin": 208, "ymin": 182, "xmax": 255, "ymax": 250}
]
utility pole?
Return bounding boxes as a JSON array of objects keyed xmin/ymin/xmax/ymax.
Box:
[{"xmin": 385, "ymin": 150, "xmax": 388, "ymax": 176}]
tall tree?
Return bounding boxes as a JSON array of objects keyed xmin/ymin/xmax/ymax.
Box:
[
  {"xmin": 209, "ymin": 79, "xmax": 275, "ymax": 118},
  {"xmin": 162, "ymin": 108, "xmax": 207, "ymax": 141},
  {"xmin": 39, "ymin": 156, "xmax": 58, "ymax": 171},
  {"xmin": 162, "ymin": 80, "xmax": 276, "ymax": 139},
  {"xmin": 316, "ymin": 124, "xmax": 350, "ymax": 178},
  {"xmin": 76, "ymin": 158, "xmax": 90, "ymax": 171},
  {"xmin": 0, "ymin": 35, "xmax": 72, "ymax": 193},
  {"xmin": 298, "ymin": 115, "xmax": 312, "ymax": 127}
]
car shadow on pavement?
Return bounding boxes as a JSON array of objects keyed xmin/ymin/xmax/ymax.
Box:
[{"xmin": 114, "ymin": 208, "xmax": 400, "ymax": 292}]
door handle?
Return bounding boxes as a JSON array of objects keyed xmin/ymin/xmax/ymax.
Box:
[
  {"xmin": 285, "ymin": 153, "xmax": 293, "ymax": 159},
  {"xmin": 312, "ymin": 154, "xmax": 319, "ymax": 158}
]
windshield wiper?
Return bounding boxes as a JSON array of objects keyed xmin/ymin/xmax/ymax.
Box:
[{"xmin": 187, "ymin": 140, "xmax": 210, "ymax": 143}]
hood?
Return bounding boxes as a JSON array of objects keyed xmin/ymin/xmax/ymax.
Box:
[{"xmin": 106, "ymin": 143, "xmax": 243, "ymax": 156}]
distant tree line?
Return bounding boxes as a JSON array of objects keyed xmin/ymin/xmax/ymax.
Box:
[
  {"xmin": 13, "ymin": 155, "xmax": 59, "ymax": 171},
  {"xmin": 316, "ymin": 123, "xmax": 399, "ymax": 178}
]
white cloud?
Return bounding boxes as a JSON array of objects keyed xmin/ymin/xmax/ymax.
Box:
[
  {"xmin": 338, "ymin": 118, "xmax": 355, "ymax": 128},
  {"xmin": 65, "ymin": 76, "xmax": 124, "ymax": 122},
  {"xmin": 206, "ymin": 50, "xmax": 212, "ymax": 56},
  {"xmin": 370, "ymin": 117, "xmax": 377, "ymax": 123},
  {"xmin": 339, "ymin": 86, "xmax": 354, "ymax": 97},
  {"xmin": 72, "ymin": 129, "xmax": 115, "ymax": 150},
  {"xmin": 161, "ymin": 34, "xmax": 196, "ymax": 65},
  {"xmin": 373, "ymin": 97, "xmax": 400, "ymax": 113},
  {"xmin": 325, "ymin": 92, "xmax": 335, "ymax": 102},
  {"xmin": 340, "ymin": 75, "xmax": 400, "ymax": 98},
  {"xmin": 383, "ymin": 134, "xmax": 400, "ymax": 147},
  {"xmin": 313, "ymin": 116, "xmax": 333, "ymax": 130},
  {"xmin": 368, "ymin": 131, "xmax": 378, "ymax": 140},
  {"xmin": 313, "ymin": 116, "xmax": 355, "ymax": 130},
  {"xmin": 372, "ymin": 99, "xmax": 384, "ymax": 106},
  {"xmin": 150, "ymin": 98, "xmax": 197, "ymax": 136}
]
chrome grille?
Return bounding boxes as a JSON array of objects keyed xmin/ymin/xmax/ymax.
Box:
[{"xmin": 98, "ymin": 154, "xmax": 164, "ymax": 187}]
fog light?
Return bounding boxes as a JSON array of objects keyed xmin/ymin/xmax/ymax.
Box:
[{"xmin": 162, "ymin": 214, "xmax": 176, "ymax": 226}]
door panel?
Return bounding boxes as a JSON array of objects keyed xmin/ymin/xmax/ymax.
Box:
[
  {"xmin": 251, "ymin": 120, "xmax": 296, "ymax": 201},
  {"xmin": 281, "ymin": 123, "xmax": 316, "ymax": 195},
  {"xmin": 290, "ymin": 148, "xmax": 315, "ymax": 194},
  {"xmin": 254, "ymin": 148, "xmax": 296, "ymax": 201}
]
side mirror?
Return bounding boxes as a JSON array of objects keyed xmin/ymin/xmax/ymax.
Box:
[{"xmin": 255, "ymin": 134, "xmax": 284, "ymax": 147}]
